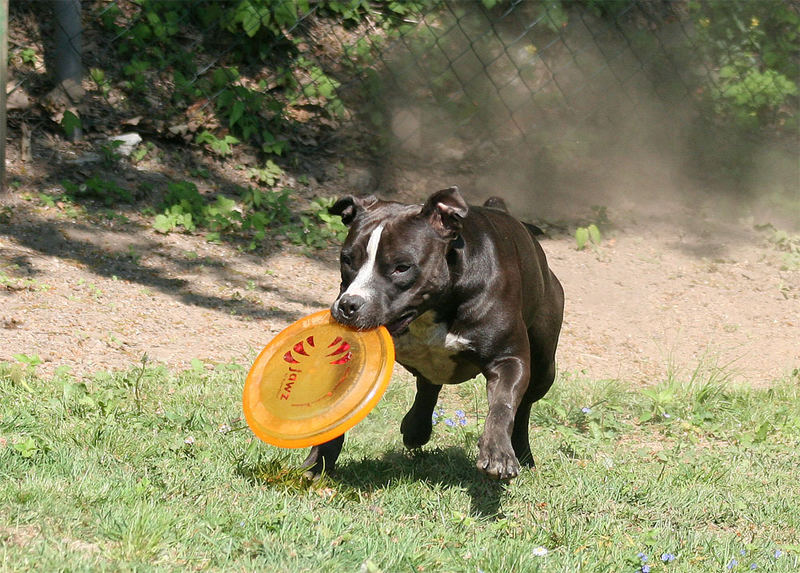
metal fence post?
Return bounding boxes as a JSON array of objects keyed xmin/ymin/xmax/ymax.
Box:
[
  {"xmin": 53, "ymin": 0, "xmax": 82, "ymax": 85},
  {"xmin": 53, "ymin": 0, "xmax": 83, "ymax": 141}
]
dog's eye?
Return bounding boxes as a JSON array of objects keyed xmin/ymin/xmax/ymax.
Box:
[
  {"xmin": 392, "ymin": 263, "xmax": 412, "ymax": 275},
  {"xmin": 341, "ymin": 254, "xmax": 353, "ymax": 268}
]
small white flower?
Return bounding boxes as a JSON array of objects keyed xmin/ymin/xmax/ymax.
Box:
[
  {"xmin": 532, "ymin": 546, "xmax": 548, "ymax": 557},
  {"xmin": 218, "ymin": 423, "xmax": 232, "ymax": 434},
  {"xmin": 184, "ymin": 436, "xmax": 195, "ymax": 446},
  {"xmin": 581, "ymin": 407, "xmax": 592, "ymax": 414}
]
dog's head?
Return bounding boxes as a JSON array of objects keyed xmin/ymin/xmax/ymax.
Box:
[{"xmin": 329, "ymin": 187, "xmax": 468, "ymax": 335}]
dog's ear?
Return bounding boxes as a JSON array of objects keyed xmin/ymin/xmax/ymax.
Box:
[
  {"xmin": 421, "ymin": 186, "xmax": 469, "ymax": 239},
  {"xmin": 330, "ymin": 195, "xmax": 378, "ymax": 226}
]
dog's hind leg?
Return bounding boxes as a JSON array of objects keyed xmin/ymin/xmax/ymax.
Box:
[
  {"xmin": 401, "ymin": 375, "xmax": 442, "ymax": 449},
  {"xmin": 511, "ymin": 357, "xmax": 556, "ymax": 467},
  {"xmin": 512, "ymin": 319, "xmax": 561, "ymax": 467}
]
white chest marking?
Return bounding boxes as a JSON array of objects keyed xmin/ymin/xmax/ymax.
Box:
[
  {"xmin": 393, "ymin": 311, "xmax": 473, "ymax": 384},
  {"xmin": 343, "ymin": 223, "xmax": 384, "ymax": 301}
]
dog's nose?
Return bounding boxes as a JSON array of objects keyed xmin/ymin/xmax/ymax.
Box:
[{"xmin": 336, "ymin": 294, "xmax": 365, "ymax": 321}]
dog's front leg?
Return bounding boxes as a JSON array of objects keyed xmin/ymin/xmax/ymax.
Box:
[
  {"xmin": 401, "ymin": 375, "xmax": 443, "ymax": 449},
  {"xmin": 477, "ymin": 355, "xmax": 530, "ymax": 480},
  {"xmin": 301, "ymin": 434, "xmax": 345, "ymax": 478}
]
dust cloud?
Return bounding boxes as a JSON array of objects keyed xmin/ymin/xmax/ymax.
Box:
[{"xmin": 369, "ymin": 3, "xmax": 799, "ymax": 231}]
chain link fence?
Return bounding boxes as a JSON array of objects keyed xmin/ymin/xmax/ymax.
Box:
[
  {"xmin": 385, "ymin": 1, "xmax": 797, "ymax": 134},
  {"xmin": 5, "ymin": 0, "xmax": 798, "ymax": 190}
]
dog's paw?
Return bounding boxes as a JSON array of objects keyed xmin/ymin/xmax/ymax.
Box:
[
  {"xmin": 476, "ymin": 446, "xmax": 521, "ymax": 480},
  {"xmin": 400, "ymin": 410, "xmax": 433, "ymax": 449},
  {"xmin": 300, "ymin": 436, "xmax": 344, "ymax": 478}
]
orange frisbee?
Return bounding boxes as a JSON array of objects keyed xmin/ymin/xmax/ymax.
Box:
[{"xmin": 243, "ymin": 310, "xmax": 395, "ymax": 449}]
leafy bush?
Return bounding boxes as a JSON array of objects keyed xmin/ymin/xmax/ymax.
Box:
[
  {"xmin": 689, "ymin": 0, "xmax": 799, "ymax": 128},
  {"xmin": 194, "ymin": 131, "xmax": 240, "ymax": 157},
  {"xmin": 553, "ymin": 0, "xmax": 799, "ymax": 130},
  {"xmin": 62, "ymin": 177, "xmax": 133, "ymax": 206},
  {"xmin": 153, "ymin": 181, "xmax": 245, "ymax": 234},
  {"xmin": 285, "ymin": 197, "xmax": 348, "ymax": 248},
  {"xmin": 152, "ymin": 180, "xmax": 344, "ymax": 250},
  {"xmin": 714, "ymin": 66, "xmax": 798, "ymax": 128},
  {"xmin": 94, "ymin": 0, "xmax": 421, "ymax": 158}
]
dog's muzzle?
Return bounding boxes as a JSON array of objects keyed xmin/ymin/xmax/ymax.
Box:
[{"xmin": 332, "ymin": 294, "xmax": 366, "ymax": 323}]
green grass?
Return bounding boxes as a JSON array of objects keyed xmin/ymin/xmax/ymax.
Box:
[{"xmin": 1, "ymin": 359, "xmax": 799, "ymax": 572}]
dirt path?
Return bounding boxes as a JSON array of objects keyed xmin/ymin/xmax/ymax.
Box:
[
  {"xmin": 549, "ymin": 207, "xmax": 799, "ymax": 386},
  {"xmin": 2, "ymin": 192, "xmax": 797, "ymax": 387}
]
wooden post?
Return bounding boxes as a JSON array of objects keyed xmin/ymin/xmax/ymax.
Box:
[{"xmin": 0, "ymin": 0, "xmax": 8, "ymax": 194}]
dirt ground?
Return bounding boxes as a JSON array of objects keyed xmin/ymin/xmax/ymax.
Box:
[
  {"xmin": 3, "ymin": 0, "xmax": 797, "ymax": 390},
  {"xmin": 2, "ymin": 159, "xmax": 798, "ymax": 388}
]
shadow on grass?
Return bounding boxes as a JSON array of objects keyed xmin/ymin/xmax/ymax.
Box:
[
  {"xmin": 335, "ymin": 447, "xmax": 508, "ymax": 518},
  {"xmin": 234, "ymin": 446, "xmax": 509, "ymax": 517}
]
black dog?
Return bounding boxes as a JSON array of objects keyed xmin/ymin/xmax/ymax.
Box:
[{"xmin": 302, "ymin": 187, "xmax": 564, "ymax": 480}]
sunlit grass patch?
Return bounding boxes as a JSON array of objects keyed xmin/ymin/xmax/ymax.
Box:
[{"xmin": 1, "ymin": 360, "xmax": 798, "ymax": 571}]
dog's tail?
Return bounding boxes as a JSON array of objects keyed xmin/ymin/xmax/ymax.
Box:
[{"xmin": 523, "ymin": 222, "xmax": 545, "ymax": 236}]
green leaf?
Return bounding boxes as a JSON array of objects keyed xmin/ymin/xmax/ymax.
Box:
[
  {"xmin": 588, "ymin": 224, "xmax": 602, "ymax": 245},
  {"xmin": 179, "ymin": 212, "xmax": 195, "ymax": 231},
  {"xmin": 753, "ymin": 421, "xmax": 770, "ymax": 443},
  {"xmin": 14, "ymin": 353, "xmax": 42, "ymax": 366},
  {"xmin": 575, "ymin": 227, "xmax": 589, "ymax": 250},
  {"xmin": 61, "ymin": 111, "xmax": 82, "ymax": 138},
  {"xmin": 62, "ymin": 381, "xmax": 89, "ymax": 402},
  {"xmin": 90, "ymin": 68, "xmax": 106, "ymax": 84},
  {"xmin": 195, "ymin": 130, "xmax": 216, "ymax": 145},
  {"xmin": 229, "ymin": 100, "xmax": 245, "ymax": 127},
  {"xmin": 272, "ymin": 0, "xmax": 298, "ymax": 28},
  {"xmin": 38, "ymin": 193, "xmax": 57, "ymax": 208},
  {"xmin": 209, "ymin": 195, "xmax": 237, "ymax": 216},
  {"xmin": 236, "ymin": 1, "xmax": 265, "ymax": 37},
  {"xmin": 12, "ymin": 437, "xmax": 39, "ymax": 458},
  {"xmin": 153, "ymin": 214, "xmax": 176, "ymax": 234}
]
